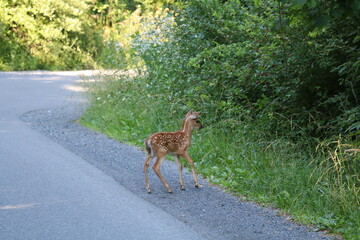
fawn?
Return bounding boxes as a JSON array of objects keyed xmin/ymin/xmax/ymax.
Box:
[{"xmin": 144, "ymin": 111, "xmax": 203, "ymax": 193}]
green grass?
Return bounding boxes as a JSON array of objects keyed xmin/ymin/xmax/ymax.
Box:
[{"xmin": 80, "ymin": 72, "xmax": 359, "ymax": 240}]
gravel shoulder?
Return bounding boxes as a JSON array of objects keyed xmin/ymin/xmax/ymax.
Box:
[{"xmin": 20, "ymin": 104, "xmax": 336, "ymax": 240}]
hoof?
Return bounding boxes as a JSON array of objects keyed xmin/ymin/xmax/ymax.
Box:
[
  {"xmin": 146, "ymin": 188, "xmax": 152, "ymax": 194},
  {"xmin": 195, "ymin": 184, "xmax": 202, "ymax": 188},
  {"xmin": 180, "ymin": 185, "xmax": 186, "ymax": 190},
  {"xmin": 167, "ymin": 189, "xmax": 173, "ymax": 193}
]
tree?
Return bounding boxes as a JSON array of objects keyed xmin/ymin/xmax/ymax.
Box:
[{"xmin": 0, "ymin": 0, "xmax": 103, "ymax": 70}]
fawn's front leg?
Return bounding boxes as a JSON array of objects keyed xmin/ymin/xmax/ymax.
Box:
[
  {"xmin": 174, "ymin": 154, "xmax": 185, "ymax": 190},
  {"xmin": 180, "ymin": 152, "xmax": 200, "ymax": 188}
]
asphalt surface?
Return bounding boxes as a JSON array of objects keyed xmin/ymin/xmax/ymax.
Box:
[{"xmin": 1, "ymin": 71, "xmax": 336, "ymax": 240}]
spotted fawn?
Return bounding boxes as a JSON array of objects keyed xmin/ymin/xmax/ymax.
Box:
[{"xmin": 144, "ymin": 111, "xmax": 203, "ymax": 193}]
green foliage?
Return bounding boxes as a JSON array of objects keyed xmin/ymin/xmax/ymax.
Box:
[
  {"xmin": 81, "ymin": 72, "xmax": 359, "ymax": 239},
  {"xmin": 104, "ymin": 0, "xmax": 359, "ymax": 237},
  {"xmin": 79, "ymin": 0, "xmax": 359, "ymax": 238},
  {"xmin": 0, "ymin": 0, "xmax": 177, "ymax": 71},
  {"xmin": 91, "ymin": 0, "xmax": 176, "ymax": 70},
  {"xmin": 0, "ymin": 0, "xmax": 104, "ymax": 70},
  {"xmin": 132, "ymin": 0, "xmax": 360, "ymax": 140}
]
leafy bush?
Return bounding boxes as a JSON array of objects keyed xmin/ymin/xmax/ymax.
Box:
[
  {"xmin": 79, "ymin": 0, "xmax": 359, "ymax": 238},
  {"xmin": 132, "ymin": 0, "xmax": 360, "ymax": 141},
  {"xmin": 128, "ymin": 0, "xmax": 360, "ymax": 237},
  {"xmin": 0, "ymin": 0, "xmax": 103, "ymax": 70}
]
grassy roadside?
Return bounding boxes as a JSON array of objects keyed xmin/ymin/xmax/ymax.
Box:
[{"xmin": 80, "ymin": 72, "xmax": 359, "ymax": 239}]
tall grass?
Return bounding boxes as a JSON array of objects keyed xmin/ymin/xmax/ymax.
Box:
[{"xmin": 80, "ymin": 72, "xmax": 359, "ymax": 239}]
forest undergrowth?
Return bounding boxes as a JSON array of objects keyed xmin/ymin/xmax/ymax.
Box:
[
  {"xmin": 79, "ymin": 1, "xmax": 359, "ymax": 238},
  {"xmin": 80, "ymin": 70, "xmax": 359, "ymax": 239}
]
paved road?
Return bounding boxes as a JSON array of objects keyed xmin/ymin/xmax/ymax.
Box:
[{"xmin": 0, "ymin": 71, "xmax": 206, "ymax": 240}]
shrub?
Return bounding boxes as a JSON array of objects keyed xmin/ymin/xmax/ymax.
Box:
[{"xmin": 0, "ymin": 0, "xmax": 103, "ymax": 70}]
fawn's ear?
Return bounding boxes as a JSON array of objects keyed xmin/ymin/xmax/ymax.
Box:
[
  {"xmin": 189, "ymin": 115, "xmax": 197, "ymax": 120},
  {"xmin": 186, "ymin": 110, "xmax": 193, "ymax": 117}
]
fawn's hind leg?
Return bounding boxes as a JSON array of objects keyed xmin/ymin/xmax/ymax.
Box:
[
  {"xmin": 144, "ymin": 154, "xmax": 152, "ymax": 193},
  {"xmin": 152, "ymin": 153, "xmax": 173, "ymax": 193}
]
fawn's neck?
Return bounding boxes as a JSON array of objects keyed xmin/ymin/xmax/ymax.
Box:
[{"xmin": 180, "ymin": 118, "xmax": 193, "ymax": 137}]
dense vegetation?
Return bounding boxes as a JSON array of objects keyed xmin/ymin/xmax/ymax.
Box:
[
  {"xmin": 0, "ymin": 0, "xmax": 162, "ymax": 70},
  {"xmin": 81, "ymin": 0, "xmax": 359, "ymax": 238},
  {"xmin": 132, "ymin": 0, "xmax": 360, "ymax": 142},
  {"xmin": 1, "ymin": 0, "xmax": 98, "ymax": 69},
  {"xmin": 2, "ymin": 0, "xmax": 359, "ymax": 238}
]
